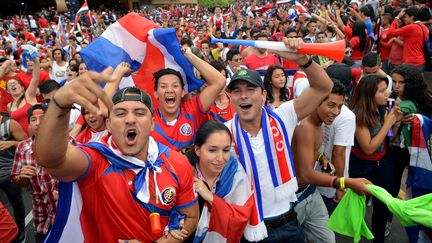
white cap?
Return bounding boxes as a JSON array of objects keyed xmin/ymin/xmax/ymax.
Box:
[{"xmin": 350, "ymin": 0, "xmax": 359, "ymax": 5}]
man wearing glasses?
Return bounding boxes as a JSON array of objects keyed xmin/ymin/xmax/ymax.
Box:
[{"xmin": 226, "ymin": 49, "xmax": 247, "ymax": 80}]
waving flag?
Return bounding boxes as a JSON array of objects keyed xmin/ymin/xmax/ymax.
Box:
[
  {"xmin": 295, "ymin": 1, "xmax": 312, "ymax": 18},
  {"xmin": 407, "ymin": 114, "xmax": 432, "ymax": 191},
  {"xmin": 253, "ymin": 3, "xmax": 275, "ymax": 14},
  {"xmin": 223, "ymin": 4, "xmax": 233, "ymax": 17},
  {"xmin": 71, "ymin": 0, "xmax": 92, "ymax": 33},
  {"xmin": 56, "ymin": 17, "xmax": 67, "ymax": 47},
  {"xmin": 80, "ymin": 13, "xmax": 204, "ymax": 104},
  {"xmin": 277, "ymin": 0, "xmax": 294, "ymax": 4}
]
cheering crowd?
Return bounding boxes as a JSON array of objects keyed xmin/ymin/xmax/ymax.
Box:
[{"xmin": 0, "ymin": 0, "xmax": 432, "ymax": 242}]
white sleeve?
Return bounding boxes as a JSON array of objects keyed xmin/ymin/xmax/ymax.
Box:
[
  {"xmin": 274, "ymin": 101, "xmax": 298, "ymax": 142},
  {"xmin": 333, "ymin": 108, "xmax": 356, "ymax": 147}
]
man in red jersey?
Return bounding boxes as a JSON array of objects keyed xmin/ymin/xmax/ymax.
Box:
[{"xmin": 35, "ymin": 68, "xmax": 199, "ymax": 242}]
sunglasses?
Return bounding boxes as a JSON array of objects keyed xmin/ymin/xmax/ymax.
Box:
[{"xmin": 345, "ymin": 50, "xmax": 353, "ymax": 55}]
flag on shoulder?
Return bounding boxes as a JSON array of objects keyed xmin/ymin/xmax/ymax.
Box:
[{"xmin": 79, "ymin": 13, "xmax": 204, "ymax": 104}]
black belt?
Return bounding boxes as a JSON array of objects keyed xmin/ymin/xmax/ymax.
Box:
[{"xmin": 264, "ymin": 208, "xmax": 297, "ymax": 229}]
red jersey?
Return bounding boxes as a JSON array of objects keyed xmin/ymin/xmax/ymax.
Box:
[
  {"xmin": 387, "ymin": 20, "xmax": 429, "ymax": 66},
  {"xmin": 208, "ymin": 94, "xmax": 236, "ymax": 123},
  {"xmin": 379, "ymin": 27, "xmax": 392, "ymax": 61},
  {"xmin": 16, "ymin": 69, "xmax": 51, "ymax": 89},
  {"xmin": 77, "ymin": 139, "xmax": 197, "ymax": 242},
  {"xmin": 152, "ymin": 96, "xmax": 208, "ymax": 151},
  {"xmin": 242, "ymin": 54, "xmax": 281, "ymax": 70}
]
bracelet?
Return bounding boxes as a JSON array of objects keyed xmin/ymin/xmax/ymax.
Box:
[
  {"xmin": 330, "ymin": 176, "xmax": 337, "ymax": 188},
  {"xmin": 52, "ymin": 96, "xmax": 75, "ymax": 118},
  {"xmin": 298, "ymin": 56, "xmax": 313, "ymax": 69},
  {"xmin": 52, "ymin": 95, "xmax": 73, "ymax": 111},
  {"xmin": 316, "ymin": 153, "xmax": 325, "ymax": 162},
  {"xmin": 340, "ymin": 177, "xmax": 346, "ymax": 189}
]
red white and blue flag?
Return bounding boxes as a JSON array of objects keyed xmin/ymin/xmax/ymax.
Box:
[
  {"xmin": 295, "ymin": 1, "xmax": 312, "ymax": 18},
  {"xmin": 407, "ymin": 114, "xmax": 432, "ymax": 191},
  {"xmin": 71, "ymin": 0, "xmax": 92, "ymax": 33},
  {"xmin": 80, "ymin": 13, "xmax": 204, "ymax": 104},
  {"xmin": 194, "ymin": 157, "xmax": 258, "ymax": 242},
  {"xmin": 56, "ymin": 16, "xmax": 68, "ymax": 47}
]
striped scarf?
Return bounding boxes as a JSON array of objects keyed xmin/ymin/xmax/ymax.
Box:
[{"xmin": 231, "ymin": 106, "xmax": 298, "ymax": 241}]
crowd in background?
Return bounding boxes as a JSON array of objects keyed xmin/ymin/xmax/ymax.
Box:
[{"xmin": 0, "ymin": 0, "xmax": 432, "ymax": 242}]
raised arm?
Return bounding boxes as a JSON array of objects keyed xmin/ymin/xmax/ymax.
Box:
[
  {"xmin": 25, "ymin": 58, "xmax": 40, "ymax": 105},
  {"xmin": 277, "ymin": 38, "xmax": 333, "ymax": 121},
  {"xmin": 184, "ymin": 47, "xmax": 226, "ymax": 112},
  {"xmin": 35, "ymin": 69, "xmax": 113, "ymax": 182}
]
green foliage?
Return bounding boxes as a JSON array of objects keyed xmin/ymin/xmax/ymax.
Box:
[{"xmin": 198, "ymin": 0, "xmax": 232, "ymax": 8}]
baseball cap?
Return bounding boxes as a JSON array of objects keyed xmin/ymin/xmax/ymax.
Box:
[
  {"xmin": 27, "ymin": 104, "xmax": 47, "ymax": 122},
  {"xmin": 228, "ymin": 69, "xmax": 264, "ymax": 90},
  {"xmin": 112, "ymin": 87, "xmax": 153, "ymax": 114}
]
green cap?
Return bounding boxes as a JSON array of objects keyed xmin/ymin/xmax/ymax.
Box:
[{"xmin": 228, "ymin": 69, "xmax": 263, "ymax": 90}]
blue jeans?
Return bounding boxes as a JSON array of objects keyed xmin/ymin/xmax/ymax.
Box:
[
  {"xmin": 349, "ymin": 153, "xmax": 396, "ymax": 243},
  {"xmin": 241, "ymin": 217, "xmax": 305, "ymax": 243}
]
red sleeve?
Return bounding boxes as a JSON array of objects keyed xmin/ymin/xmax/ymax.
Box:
[
  {"xmin": 344, "ymin": 26, "xmax": 353, "ymax": 40},
  {"xmin": 351, "ymin": 68, "xmax": 362, "ymax": 86},
  {"xmin": 39, "ymin": 70, "xmax": 51, "ymax": 84},
  {"xmin": 387, "ymin": 20, "xmax": 416, "ymax": 38},
  {"xmin": 349, "ymin": 36, "xmax": 359, "ymax": 49},
  {"xmin": 76, "ymin": 146, "xmax": 107, "ymax": 187},
  {"xmin": 170, "ymin": 151, "xmax": 197, "ymax": 208},
  {"xmin": 76, "ymin": 115, "xmax": 85, "ymax": 126},
  {"xmin": 185, "ymin": 95, "xmax": 209, "ymax": 129}
]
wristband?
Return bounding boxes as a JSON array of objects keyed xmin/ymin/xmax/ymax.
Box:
[
  {"xmin": 330, "ymin": 176, "xmax": 337, "ymax": 188},
  {"xmin": 340, "ymin": 177, "xmax": 346, "ymax": 189},
  {"xmin": 298, "ymin": 56, "xmax": 313, "ymax": 69}
]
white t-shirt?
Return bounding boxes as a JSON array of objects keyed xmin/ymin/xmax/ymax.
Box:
[
  {"xmin": 317, "ymin": 105, "xmax": 356, "ymax": 198},
  {"xmin": 226, "ymin": 101, "xmax": 298, "ymax": 218},
  {"xmin": 50, "ymin": 62, "xmax": 68, "ymax": 83},
  {"xmin": 29, "ymin": 19, "xmax": 38, "ymax": 28}
]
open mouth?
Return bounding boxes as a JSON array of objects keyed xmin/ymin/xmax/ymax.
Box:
[
  {"xmin": 126, "ymin": 129, "xmax": 137, "ymax": 145},
  {"xmin": 165, "ymin": 96, "xmax": 176, "ymax": 105},
  {"xmin": 239, "ymin": 103, "xmax": 252, "ymax": 111}
]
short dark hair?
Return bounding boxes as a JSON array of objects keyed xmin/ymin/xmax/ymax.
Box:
[
  {"xmin": 362, "ymin": 52, "xmax": 380, "ymax": 67},
  {"xmin": 360, "ymin": 5, "xmax": 372, "ymax": 17},
  {"xmin": 209, "ymin": 60, "xmax": 226, "ymax": 74},
  {"xmin": 405, "ymin": 6, "xmax": 420, "ymax": 21},
  {"xmin": 180, "ymin": 37, "xmax": 193, "ymax": 47},
  {"xmin": 381, "ymin": 13, "xmax": 393, "ymax": 23},
  {"xmin": 226, "ymin": 49, "xmax": 240, "ymax": 61},
  {"xmin": 153, "ymin": 68, "xmax": 184, "ymax": 91},
  {"xmin": 285, "ymin": 28, "xmax": 297, "ymax": 36},
  {"xmin": 39, "ymin": 80, "xmax": 60, "ymax": 94},
  {"xmin": 27, "ymin": 104, "xmax": 47, "ymax": 122},
  {"xmin": 200, "ymin": 39, "xmax": 210, "ymax": 47},
  {"xmin": 307, "ymin": 19, "xmax": 317, "ymax": 27},
  {"xmin": 255, "ymin": 33, "xmax": 268, "ymax": 39},
  {"xmin": 330, "ymin": 78, "xmax": 346, "ymax": 97}
]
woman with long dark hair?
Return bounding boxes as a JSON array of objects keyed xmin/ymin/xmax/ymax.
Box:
[
  {"xmin": 350, "ymin": 20, "xmax": 369, "ymax": 67},
  {"xmin": 181, "ymin": 120, "xmax": 259, "ymax": 243},
  {"xmin": 264, "ymin": 65, "xmax": 290, "ymax": 109},
  {"xmin": 349, "ymin": 75, "xmax": 402, "ymax": 242},
  {"xmin": 6, "ymin": 58, "xmax": 39, "ymax": 134}
]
